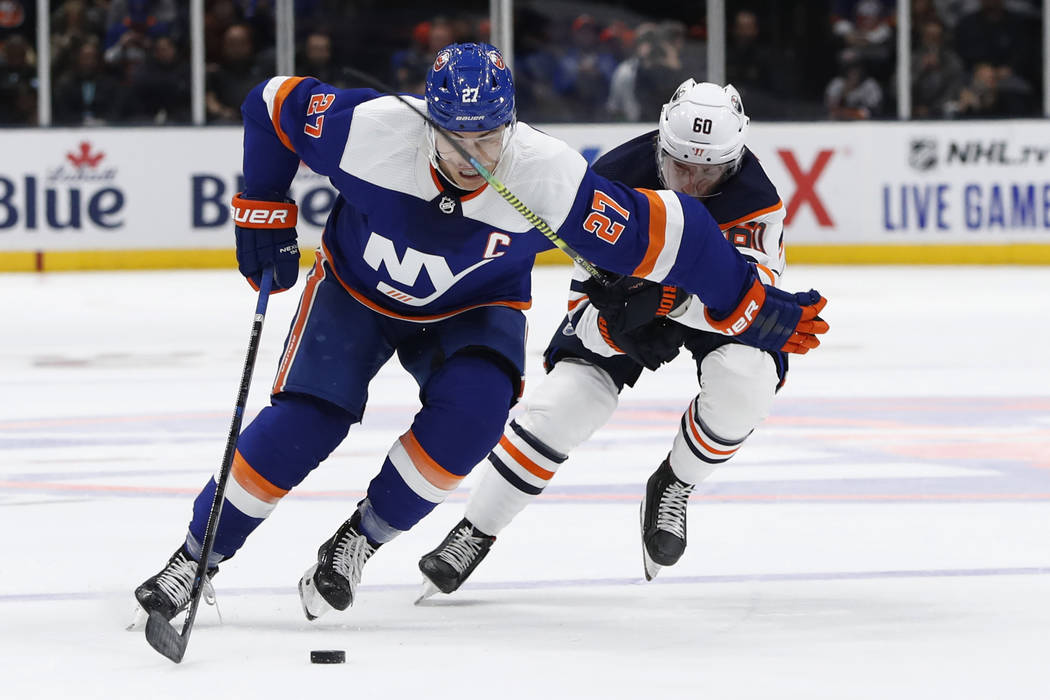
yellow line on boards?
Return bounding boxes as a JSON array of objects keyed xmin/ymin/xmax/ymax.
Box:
[
  {"xmin": 0, "ymin": 249, "xmax": 237, "ymax": 272},
  {"xmin": 784, "ymin": 244, "xmax": 1050, "ymax": 265},
  {"xmin": 1, "ymin": 244, "xmax": 1049, "ymax": 273}
]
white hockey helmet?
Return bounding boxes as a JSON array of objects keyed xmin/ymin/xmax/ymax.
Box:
[{"xmin": 657, "ymin": 80, "xmax": 749, "ymax": 196}]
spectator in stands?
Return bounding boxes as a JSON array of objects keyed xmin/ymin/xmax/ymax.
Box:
[
  {"xmin": 51, "ymin": 1, "xmax": 107, "ymax": 77},
  {"xmin": 954, "ymin": 0, "xmax": 1037, "ymax": 112},
  {"xmin": 104, "ymin": 0, "xmax": 177, "ymax": 50},
  {"xmin": 632, "ymin": 21, "xmax": 690, "ymax": 123},
  {"xmin": 955, "ymin": 0, "xmax": 1031, "ymax": 69},
  {"xmin": 512, "ymin": 7, "xmax": 573, "ymax": 122},
  {"xmin": 608, "ymin": 22, "xmax": 688, "ymax": 122},
  {"xmin": 727, "ymin": 10, "xmax": 774, "ymax": 91},
  {"xmin": 930, "ymin": 0, "xmax": 968, "ymax": 27},
  {"xmin": 103, "ymin": 18, "xmax": 152, "ymax": 82},
  {"xmin": 559, "ymin": 14, "xmax": 619, "ymax": 121},
  {"xmin": 53, "ymin": 39, "xmax": 124, "ymax": 125},
  {"xmin": 825, "ymin": 49, "xmax": 883, "ymax": 120},
  {"xmin": 956, "ymin": 61, "xmax": 1032, "ymax": 118},
  {"xmin": 391, "ymin": 17, "xmax": 454, "ymax": 93},
  {"xmin": 206, "ymin": 23, "xmax": 268, "ymax": 123},
  {"xmin": 298, "ymin": 32, "xmax": 353, "ymax": 89},
  {"xmin": 726, "ymin": 9, "xmax": 788, "ymax": 119},
  {"xmin": 831, "ymin": 0, "xmax": 895, "ymax": 84},
  {"xmin": 911, "ymin": 19, "xmax": 965, "ymax": 118},
  {"xmin": 599, "ymin": 20, "xmax": 633, "ymax": 65},
  {"xmin": 0, "ymin": 33, "xmax": 35, "ymax": 125},
  {"xmin": 204, "ymin": 0, "xmax": 238, "ymax": 64},
  {"xmin": 910, "ymin": 0, "xmax": 942, "ymax": 27},
  {"xmin": 128, "ymin": 34, "xmax": 189, "ymax": 123},
  {"xmin": 0, "ymin": 0, "xmax": 35, "ymax": 45},
  {"xmin": 608, "ymin": 22, "xmax": 657, "ymax": 122}
]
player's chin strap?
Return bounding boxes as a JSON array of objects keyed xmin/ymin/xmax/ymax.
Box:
[{"xmin": 343, "ymin": 66, "xmax": 615, "ymax": 288}]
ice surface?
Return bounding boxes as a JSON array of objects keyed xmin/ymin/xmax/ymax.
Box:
[{"xmin": 2, "ymin": 266, "xmax": 1049, "ymax": 699}]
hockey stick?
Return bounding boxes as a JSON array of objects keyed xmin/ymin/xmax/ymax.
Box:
[
  {"xmin": 144, "ymin": 266, "xmax": 274, "ymax": 663},
  {"xmin": 343, "ymin": 66, "xmax": 615, "ymax": 287}
]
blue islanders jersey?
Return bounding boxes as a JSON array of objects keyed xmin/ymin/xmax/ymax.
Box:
[{"xmin": 239, "ymin": 78, "xmax": 754, "ymax": 321}]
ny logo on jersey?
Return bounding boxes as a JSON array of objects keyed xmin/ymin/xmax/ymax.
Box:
[{"xmin": 363, "ymin": 232, "xmax": 502, "ymax": 306}]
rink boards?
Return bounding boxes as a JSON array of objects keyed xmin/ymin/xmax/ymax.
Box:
[{"xmin": 1, "ymin": 120, "xmax": 1049, "ymax": 270}]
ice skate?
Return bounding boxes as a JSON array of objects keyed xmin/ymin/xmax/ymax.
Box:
[
  {"xmin": 416, "ymin": 518, "xmax": 495, "ymax": 602},
  {"xmin": 129, "ymin": 544, "xmax": 218, "ymax": 629},
  {"xmin": 640, "ymin": 458, "xmax": 694, "ymax": 581},
  {"xmin": 298, "ymin": 510, "xmax": 377, "ymax": 620}
]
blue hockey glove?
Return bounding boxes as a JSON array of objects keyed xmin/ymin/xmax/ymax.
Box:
[
  {"xmin": 704, "ymin": 271, "xmax": 829, "ymax": 354},
  {"xmin": 232, "ymin": 192, "xmax": 300, "ymax": 293}
]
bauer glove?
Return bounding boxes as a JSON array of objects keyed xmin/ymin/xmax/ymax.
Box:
[
  {"xmin": 704, "ymin": 271, "xmax": 829, "ymax": 354},
  {"xmin": 232, "ymin": 192, "xmax": 300, "ymax": 293}
]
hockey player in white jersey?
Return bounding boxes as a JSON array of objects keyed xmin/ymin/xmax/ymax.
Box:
[{"xmin": 418, "ymin": 80, "xmax": 810, "ymax": 594}]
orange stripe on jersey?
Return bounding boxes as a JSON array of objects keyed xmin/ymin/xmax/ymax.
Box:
[
  {"xmin": 567, "ymin": 295, "xmax": 587, "ymax": 312},
  {"xmin": 631, "ymin": 188, "xmax": 667, "ymax": 279},
  {"xmin": 232, "ymin": 450, "xmax": 289, "ymax": 503},
  {"xmin": 270, "ymin": 77, "xmax": 308, "ymax": 152},
  {"xmin": 686, "ymin": 410, "xmax": 739, "ymax": 456},
  {"xmin": 499, "ymin": 435, "xmax": 555, "ymax": 480},
  {"xmin": 319, "ymin": 240, "xmax": 532, "ymax": 322},
  {"xmin": 400, "ymin": 430, "xmax": 463, "ymax": 490},
  {"xmin": 273, "ymin": 252, "xmax": 326, "ymax": 394},
  {"xmin": 720, "ymin": 200, "xmax": 784, "ymax": 231}
]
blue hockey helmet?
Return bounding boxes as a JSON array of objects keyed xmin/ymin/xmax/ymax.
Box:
[{"xmin": 425, "ymin": 42, "xmax": 515, "ymax": 132}]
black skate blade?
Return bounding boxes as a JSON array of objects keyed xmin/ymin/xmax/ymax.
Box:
[{"xmin": 145, "ymin": 610, "xmax": 187, "ymax": 663}]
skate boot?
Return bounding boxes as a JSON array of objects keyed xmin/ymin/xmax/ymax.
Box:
[
  {"xmin": 640, "ymin": 458, "xmax": 694, "ymax": 581},
  {"xmin": 416, "ymin": 518, "xmax": 496, "ymax": 603},
  {"xmin": 130, "ymin": 544, "xmax": 218, "ymax": 628},
  {"xmin": 298, "ymin": 510, "xmax": 378, "ymax": 621}
]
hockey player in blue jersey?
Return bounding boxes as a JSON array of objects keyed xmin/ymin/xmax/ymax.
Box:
[
  {"xmin": 132, "ymin": 44, "xmax": 827, "ymax": 625},
  {"xmin": 418, "ymin": 80, "xmax": 811, "ymax": 594}
]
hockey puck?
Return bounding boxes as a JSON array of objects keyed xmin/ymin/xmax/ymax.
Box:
[{"xmin": 310, "ymin": 650, "xmax": 346, "ymax": 664}]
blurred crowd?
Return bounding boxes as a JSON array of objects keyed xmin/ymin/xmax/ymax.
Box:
[
  {"xmin": 826, "ymin": 0, "xmax": 1043, "ymax": 119},
  {"xmin": 0, "ymin": 0, "xmax": 1044, "ymax": 127}
]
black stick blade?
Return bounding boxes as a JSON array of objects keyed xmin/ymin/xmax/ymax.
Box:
[{"xmin": 145, "ymin": 611, "xmax": 187, "ymax": 663}]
